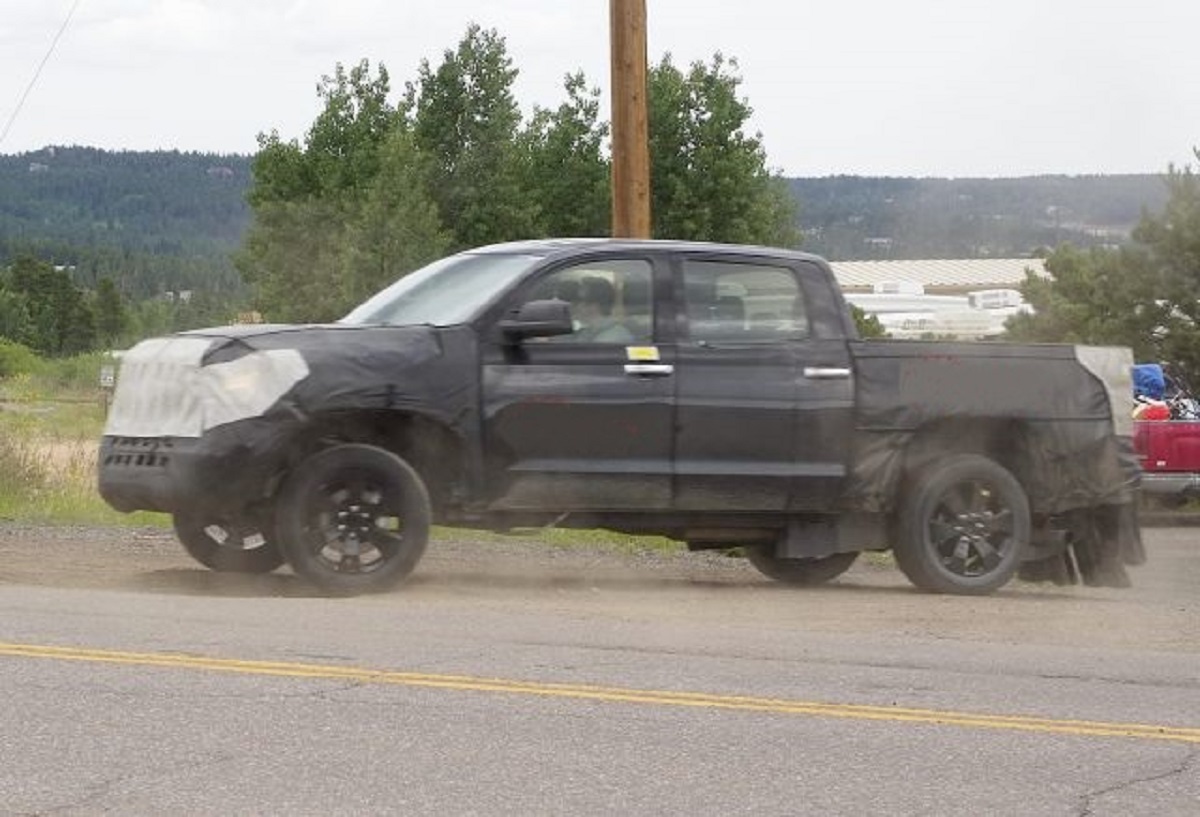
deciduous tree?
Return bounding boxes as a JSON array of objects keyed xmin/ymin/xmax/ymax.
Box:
[
  {"xmin": 341, "ymin": 130, "xmax": 451, "ymax": 306},
  {"xmin": 242, "ymin": 60, "xmax": 445, "ymax": 322},
  {"xmin": 519, "ymin": 72, "xmax": 610, "ymax": 237},
  {"xmin": 647, "ymin": 54, "xmax": 800, "ymax": 247},
  {"xmin": 404, "ymin": 25, "xmax": 537, "ymax": 249},
  {"xmin": 240, "ymin": 29, "xmax": 807, "ymax": 323}
]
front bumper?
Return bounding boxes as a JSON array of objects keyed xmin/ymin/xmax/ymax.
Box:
[
  {"xmin": 98, "ymin": 420, "xmax": 294, "ymax": 515},
  {"xmin": 98, "ymin": 435, "xmax": 196, "ymax": 513}
]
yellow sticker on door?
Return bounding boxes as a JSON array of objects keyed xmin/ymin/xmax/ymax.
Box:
[{"xmin": 625, "ymin": 346, "xmax": 660, "ymax": 362}]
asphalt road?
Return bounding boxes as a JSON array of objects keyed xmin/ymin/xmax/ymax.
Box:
[{"xmin": 0, "ymin": 523, "xmax": 1197, "ymax": 816}]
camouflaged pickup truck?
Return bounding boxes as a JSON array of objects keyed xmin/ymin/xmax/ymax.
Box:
[{"xmin": 99, "ymin": 239, "xmax": 1144, "ymax": 595}]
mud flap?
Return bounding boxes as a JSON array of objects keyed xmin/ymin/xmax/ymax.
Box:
[{"xmin": 1018, "ymin": 503, "xmax": 1143, "ymax": 588}]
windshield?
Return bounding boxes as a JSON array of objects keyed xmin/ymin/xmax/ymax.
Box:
[{"xmin": 340, "ymin": 252, "xmax": 543, "ymax": 326}]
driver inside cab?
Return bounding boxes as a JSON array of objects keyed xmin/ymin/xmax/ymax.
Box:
[{"xmin": 573, "ymin": 276, "xmax": 634, "ymax": 343}]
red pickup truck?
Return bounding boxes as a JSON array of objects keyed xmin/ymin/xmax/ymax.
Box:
[
  {"xmin": 1132, "ymin": 363, "xmax": 1200, "ymax": 503},
  {"xmin": 1136, "ymin": 419, "xmax": 1200, "ymax": 502}
]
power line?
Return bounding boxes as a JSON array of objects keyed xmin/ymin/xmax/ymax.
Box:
[{"xmin": 0, "ymin": 0, "xmax": 84, "ymax": 149}]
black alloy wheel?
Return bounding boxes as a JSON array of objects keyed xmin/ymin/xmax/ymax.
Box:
[
  {"xmin": 172, "ymin": 511, "xmax": 285, "ymax": 574},
  {"xmin": 276, "ymin": 444, "xmax": 431, "ymax": 595},
  {"xmin": 893, "ymin": 454, "xmax": 1030, "ymax": 595},
  {"xmin": 744, "ymin": 547, "xmax": 859, "ymax": 586}
]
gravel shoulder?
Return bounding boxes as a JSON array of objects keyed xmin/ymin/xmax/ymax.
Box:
[{"xmin": 1, "ymin": 521, "xmax": 1196, "ymax": 653}]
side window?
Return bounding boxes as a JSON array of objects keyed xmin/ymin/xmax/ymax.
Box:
[
  {"xmin": 683, "ymin": 260, "xmax": 808, "ymax": 342},
  {"xmin": 525, "ymin": 259, "xmax": 654, "ymax": 344}
]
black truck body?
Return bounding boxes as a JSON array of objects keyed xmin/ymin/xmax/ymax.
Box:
[{"xmin": 98, "ymin": 239, "xmax": 1143, "ymax": 595}]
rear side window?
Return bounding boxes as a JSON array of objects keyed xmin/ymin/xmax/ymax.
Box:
[{"xmin": 682, "ymin": 260, "xmax": 808, "ymax": 342}]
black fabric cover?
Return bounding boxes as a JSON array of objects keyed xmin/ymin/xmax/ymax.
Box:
[{"xmin": 191, "ymin": 323, "xmax": 480, "ymax": 436}]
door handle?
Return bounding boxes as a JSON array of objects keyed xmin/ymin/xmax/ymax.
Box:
[
  {"xmin": 803, "ymin": 366, "xmax": 851, "ymax": 379},
  {"xmin": 624, "ymin": 364, "xmax": 674, "ymax": 377}
]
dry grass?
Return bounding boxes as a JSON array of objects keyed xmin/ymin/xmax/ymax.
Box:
[{"xmin": 0, "ymin": 397, "xmax": 162, "ymax": 526}]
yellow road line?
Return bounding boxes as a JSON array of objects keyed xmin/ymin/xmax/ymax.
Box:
[{"xmin": 2, "ymin": 641, "xmax": 1198, "ymax": 744}]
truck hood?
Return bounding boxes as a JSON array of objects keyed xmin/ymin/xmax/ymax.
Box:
[{"xmin": 105, "ymin": 323, "xmax": 477, "ymax": 438}]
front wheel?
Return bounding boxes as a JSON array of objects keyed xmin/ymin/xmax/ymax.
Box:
[
  {"xmin": 744, "ymin": 547, "xmax": 859, "ymax": 586},
  {"xmin": 276, "ymin": 444, "xmax": 431, "ymax": 596},
  {"xmin": 893, "ymin": 454, "xmax": 1030, "ymax": 595},
  {"xmin": 172, "ymin": 511, "xmax": 285, "ymax": 574}
]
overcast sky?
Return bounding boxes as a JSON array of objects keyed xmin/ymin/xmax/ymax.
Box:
[{"xmin": 1, "ymin": 0, "xmax": 1196, "ymax": 178}]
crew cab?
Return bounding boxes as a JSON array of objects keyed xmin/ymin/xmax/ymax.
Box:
[{"xmin": 98, "ymin": 239, "xmax": 1144, "ymax": 595}]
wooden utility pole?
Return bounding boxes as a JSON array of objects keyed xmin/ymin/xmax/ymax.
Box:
[{"xmin": 610, "ymin": 0, "xmax": 651, "ymax": 238}]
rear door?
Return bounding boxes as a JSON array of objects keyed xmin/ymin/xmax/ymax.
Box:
[{"xmin": 672, "ymin": 255, "xmax": 853, "ymax": 511}]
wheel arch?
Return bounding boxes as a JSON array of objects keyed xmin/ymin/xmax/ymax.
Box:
[
  {"xmin": 899, "ymin": 417, "xmax": 1038, "ymax": 505},
  {"xmin": 278, "ymin": 408, "xmax": 470, "ymax": 518}
]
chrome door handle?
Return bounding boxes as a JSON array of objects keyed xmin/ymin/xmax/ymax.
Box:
[
  {"xmin": 624, "ymin": 364, "xmax": 674, "ymax": 377},
  {"xmin": 803, "ymin": 366, "xmax": 851, "ymax": 379}
]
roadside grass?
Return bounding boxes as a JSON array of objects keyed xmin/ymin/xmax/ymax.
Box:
[
  {"xmin": 0, "ymin": 401, "xmax": 164, "ymax": 526},
  {"xmin": 0, "ymin": 353, "xmax": 164, "ymax": 526}
]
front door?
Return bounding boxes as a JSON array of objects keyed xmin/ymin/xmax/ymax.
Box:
[{"xmin": 480, "ymin": 255, "xmax": 674, "ymax": 511}]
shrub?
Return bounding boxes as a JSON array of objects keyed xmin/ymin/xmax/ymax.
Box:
[
  {"xmin": 35, "ymin": 351, "xmax": 111, "ymax": 393},
  {"xmin": 0, "ymin": 340, "xmax": 42, "ymax": 379}
]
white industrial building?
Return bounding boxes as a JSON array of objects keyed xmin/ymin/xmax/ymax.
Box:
[{"xmin": 828, "ymin": 259, "xmax": 1047, "ymax": 339}]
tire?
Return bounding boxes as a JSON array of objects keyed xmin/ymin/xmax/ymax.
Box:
[
  {"xmin": 893, "ymin": 454, "xmax": 1030, "ymax": 595},
  {"xmin": 745, "ymin": 547, "xmax": 859, "ymax": 586},
  {"xmin": 172, "ymin": 511, "xmax": 285, "ymax": 574},
  {"xmin": 276, "ymin": 444, "xmax": 431, "ymax": 596}
]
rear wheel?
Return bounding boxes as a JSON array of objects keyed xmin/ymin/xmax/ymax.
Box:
[
  {"xmin": 276, "ymin": 444, "xmax": 431, "ymax": 596},
  {"xmin": 172, "ymin": 511, "xmax": 284, "ymax": 574},
  {"xmin": 893, "ymin": 454, "xmax": 1029, "ymax": 595},
  {"xmin": 744, "ymin": 547, "xmax": 859, "ymax": 586}
]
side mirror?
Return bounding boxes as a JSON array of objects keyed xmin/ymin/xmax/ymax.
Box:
[{"xmin": 499, "ymin": 299, "xmax": 575, "ymax": 340}]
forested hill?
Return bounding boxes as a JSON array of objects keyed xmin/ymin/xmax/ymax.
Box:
[
  {"xmin": 1, "ymin": 146, "xmax": 251, "ymax": 250},
  {"xmin": 0, "ymin": 148, "xmax": 1172, "ymax": 283},
  {"xmin": 0, "ymin": 146, "xmax": 252, "ymax": 298},
  {"xmin": 791, "ymin": 174, "xmax": 1169, "ymax": 260}
]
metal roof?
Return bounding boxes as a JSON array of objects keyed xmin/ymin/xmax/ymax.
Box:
[{"xmin": 830, "ymin": 258, "xmax": 1048, "ymax": 290}]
